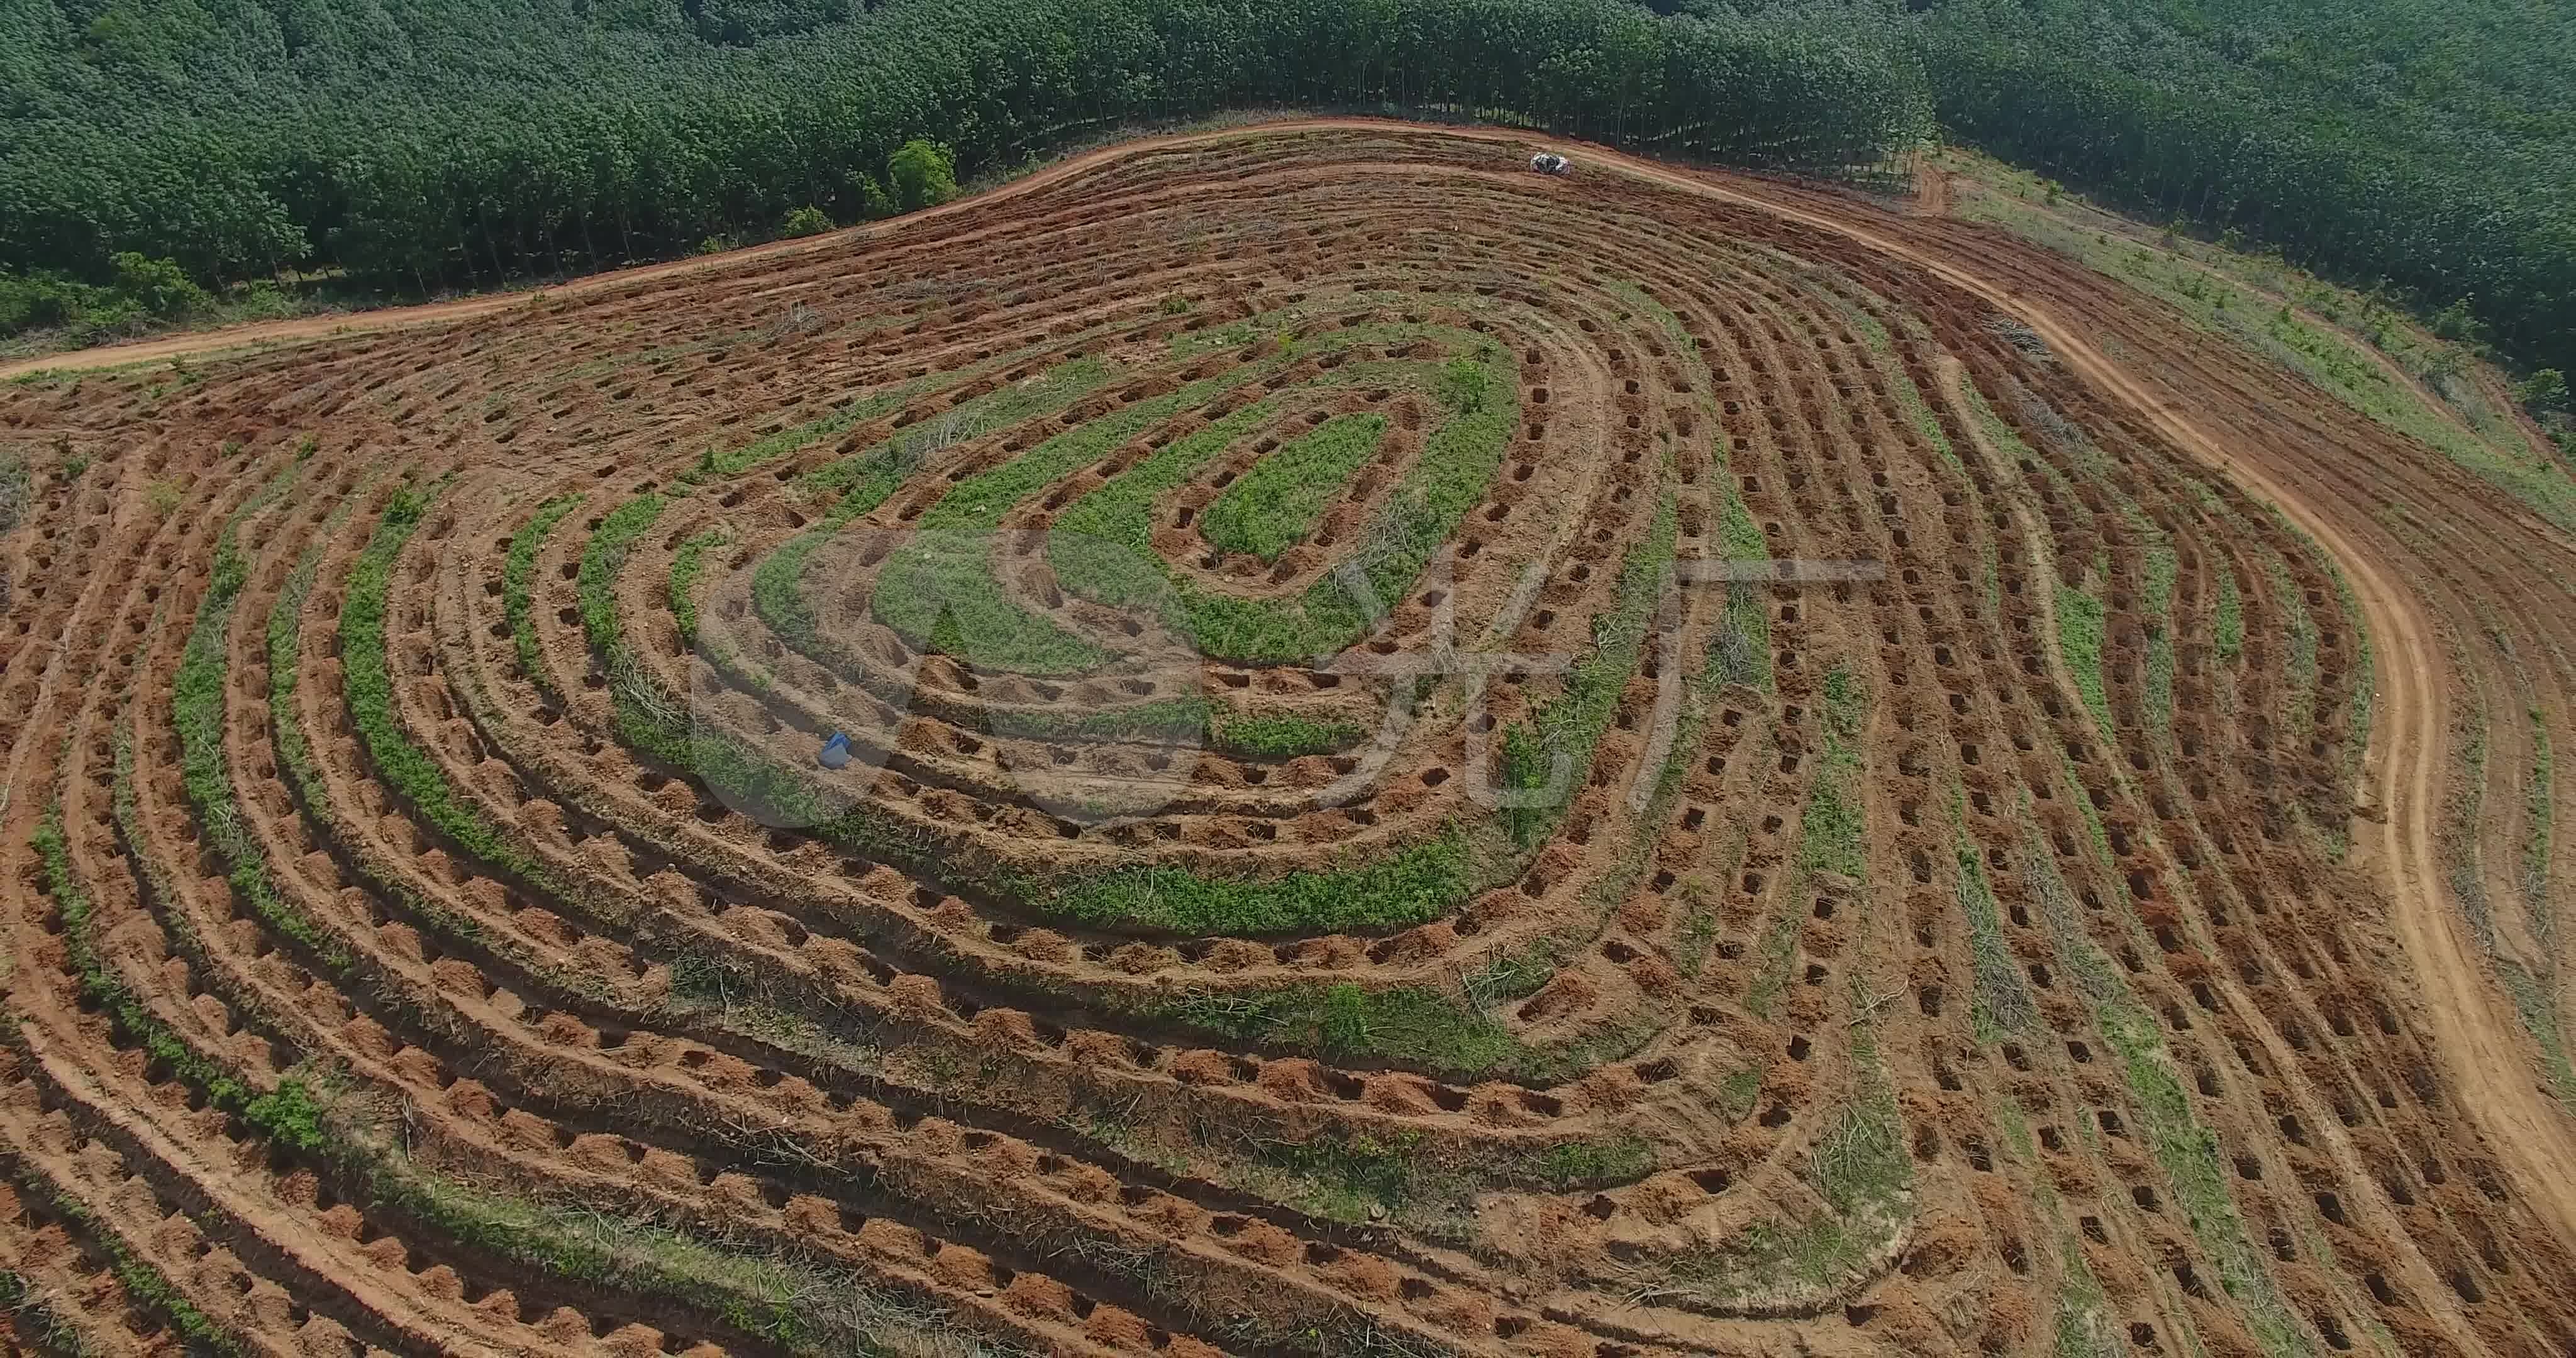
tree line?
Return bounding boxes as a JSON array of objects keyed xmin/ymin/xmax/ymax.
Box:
[
  {"xmin": 0, "ymin": 0, "xmax": 1925, "ymax": 339},
  {"xmin": 1909, "ymin": 0, "xmax": 2576, "ymax": 385},
  {"xmin": 9, "ymin": 0, "xmax": 2569, "ymax": 390}
]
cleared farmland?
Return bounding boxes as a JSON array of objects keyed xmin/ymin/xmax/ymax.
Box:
[{"xmin": 3, "ymin": 123, "xmax": 2574, "ymax": 1358}]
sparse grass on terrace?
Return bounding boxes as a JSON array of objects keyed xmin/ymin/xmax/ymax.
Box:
[
  {"xmin": 7, "ymin": 1158, "xmax": 243, "ymax": 1358},
  {"xmin": 1956, "ymin": 839, "xmax": 2035, "ymax": 1039},
  {"xmin": 1655, "ymin": 1022, "xmax": 1908, "ymax": 1304},
  {"xmin": 2134, "ymin": 511, "xmax": 2178, "ymax": 742},
  {"xmin": 1236, "ymin": 1129, "xmax": 1651, "ymax": 1239},
  {"xmin": 2214, "ymin": 568, "xmax": 2245, "ymax": 661}
]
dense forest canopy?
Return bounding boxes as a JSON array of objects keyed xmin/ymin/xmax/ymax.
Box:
[
  {"xmin": 3, "ymin": 0, "xmax": 2571, "ymax": 381},
  {"xmin": 1908, "ymin": 0, "xmax": 2576, "ymax": 385},
  {"xmin": 0, "ymin": 0, "xmax": 1925, "ymax": 301}
]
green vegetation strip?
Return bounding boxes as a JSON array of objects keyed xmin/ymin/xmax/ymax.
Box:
[
  {"xmin": 344, "ymin": 483, "xmax": 553, "ymax": 890},
  {"xmin": 2057, "ymin": 585, "xmax": 2110, "ymax": 734},
  {"xmin": 33, "ymin": 808, "xmax": 326, "ymax": 1151},
  {"xmin": 2214, "ymin": 569, "xmax": 2245, "ymax": 661},
  {"xmin": 1955, "ymin": 839, "xmax": 2035, "ymax": 1039},
  {"xmin": 503, "ymin": 494, "xmax": 584, "ymax": 700},
  {"xmin": 6, "ymin": 1158, "xmax": 242, "ymax": 1358},
  {"xmin": 667, "ymin": 529, "xmax": 726, "ymax": 647},
  {"xmin": 1793, "ymin": 661, "xmax": 1868, "ymax": 881},
  {"xmin": 172, "ymin": 465, "xmax": 353, "ymax": 971}
]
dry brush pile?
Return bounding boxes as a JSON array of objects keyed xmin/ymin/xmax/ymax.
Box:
[{"xmin": 3, "ymin": 126, "xmax": 2573, "ymax": 1358}]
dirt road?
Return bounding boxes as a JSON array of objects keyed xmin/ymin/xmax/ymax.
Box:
[{"xmin": 18, "ymin": 114, "xmax": 2570, "ymax": 1253}]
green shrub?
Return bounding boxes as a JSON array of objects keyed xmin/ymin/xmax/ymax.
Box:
[
  {"xmin": 2520, "ymin": 367, "xmax": 2569, "ymax": 413},
  {"xmin": 781, "ymin": 204, "xmax": 831, "ymax": 238},
  {"xmin": 887, "ymin": 138, "xmax": 957, "ymax": 212}
]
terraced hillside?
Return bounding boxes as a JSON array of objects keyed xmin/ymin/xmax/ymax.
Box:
[{"xmin": 4, "ymin": 123, "xmax": 2574, "ymax": 1358}]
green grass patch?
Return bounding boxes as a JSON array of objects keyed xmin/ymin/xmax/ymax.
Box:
[
  {"xmin": 2214, "ymin": 568, "xmax": 2245, "ymax": 661},
  {"xmin": 2057, "ymin": 584, "xmax": 2111, "ymax": 734},
  {"xmin": 0, "ymin": 451, "xmax": 30, "ymax": 534},
  {"xmin": 1208, "ymin": 712, "xmax": 1364, "ymax": 759},
  {"xmin": 2098, "ymin": 1007, "xmax": 2314, "ymax": 1358},
  {"xmin": 1157, "ymin": 982, "xmax": 1523, "ymax": 1078},
  {"xmin": 1198, "ymin": 412, "xmax": 1388, "ymax": 562},
  {"xmin": 2267, "ymin": 559, "xmax": 2318, "ymax": 734},
  {"xmin": 1718, "ymin": 1067, "xmax": 1763, "ymax": 1121},
  {"xmin": 503, "ymin": 494, "xmax": 583, "ymax": 700},
  {"xmin": 1051, "ymin": 829, "xmax": 1475, "ymax": 935},
  {"xmin": 1796, "ymin": 662, "xmax": 1867, "ymax": 882},
  {"xmin": 668, "ymin": 528, "xmax": 727, "ymax": 648},
  {"xmin": 1711, "ymin": 494, "xmax": 1772, "ymax": 690},
  {"xmin": 2136, "ymin": 513, "xmax": 2178, "ymax": 742}
]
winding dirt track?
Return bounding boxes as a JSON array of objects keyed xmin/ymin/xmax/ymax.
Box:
[{"xmin": 16, "ymin": 117, "xmax": 2570, "ymax": 1253}]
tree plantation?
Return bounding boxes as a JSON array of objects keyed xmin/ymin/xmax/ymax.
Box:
[
  {"xmin": 3, "ymin": 0, "xmax": 2571, "ymax": 379},
  {"xmin": 0, "ymin": 0, "xmax": 1924, "ymax": 328}
]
